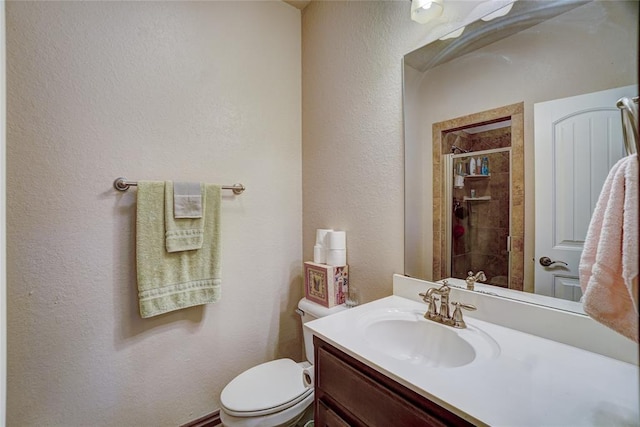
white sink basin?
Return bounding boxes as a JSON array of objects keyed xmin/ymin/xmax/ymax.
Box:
[{"xmin": 357, "ymin": 308, "xmax": 500, "ymax": 368}]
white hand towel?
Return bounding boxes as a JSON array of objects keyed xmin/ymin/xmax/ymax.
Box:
[
  {"xmin": 174, "ymin": 181, "xmax": 203, "ymax": 218},
  {"xmin": 579, "ymin": 154, "xmax": 638, "ymax": 342}
]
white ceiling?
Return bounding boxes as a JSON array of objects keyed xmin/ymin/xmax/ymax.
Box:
[{"xmin": 283, "ymin": 0, "xmax": 312, "ymax": 10}]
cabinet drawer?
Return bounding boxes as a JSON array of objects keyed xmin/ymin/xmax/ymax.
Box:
[
  {"xmin": 316, "ymin": 345, "xmax": 448, "ymax": 427},
  {"xmin": 317, "ymin": 400, "xmax": 350, "ymax": 427}
]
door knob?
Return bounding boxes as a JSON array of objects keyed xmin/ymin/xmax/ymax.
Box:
[{"xmin": 539, "ymin": 256, "xmax": 568, "ymax": 267}]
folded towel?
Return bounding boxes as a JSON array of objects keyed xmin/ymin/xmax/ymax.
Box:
[
  {"xmin": 579, "ymin": 154, "xmax": 638, "ymax": 342},
  {"xmin": 136, "ymin": 181, "xmax": 222, "ymax": 318},
  {"xmin": 165, "ymin": 181, "xmax": 204, "ymax": 253},
  {"xmin": 174, "ymin": 182, "xmax": 203, "ymax": 218}
]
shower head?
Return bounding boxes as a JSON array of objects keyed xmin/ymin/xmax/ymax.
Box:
[{"xmin": 451, "ymin": 144, "xmax": 470, "ymax": 154}]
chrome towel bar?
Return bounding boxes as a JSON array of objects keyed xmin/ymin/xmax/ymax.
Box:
[{"xmin": 113, "ymin": 177, "xmax": 245, "ymax": 195}]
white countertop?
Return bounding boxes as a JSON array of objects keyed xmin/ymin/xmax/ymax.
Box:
[{"xmin": 305, "ymin": 295, "xmax": 640, "ymax": 426}]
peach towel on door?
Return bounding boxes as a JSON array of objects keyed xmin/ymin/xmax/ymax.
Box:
[{"xmin": 579, "ymin": 154, "xmax": 638, "ymax": 342}]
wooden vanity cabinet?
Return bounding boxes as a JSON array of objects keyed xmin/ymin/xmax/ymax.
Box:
[{"xmin": 313, "ymin": 336, "xmax": 474, "ymax": 427}]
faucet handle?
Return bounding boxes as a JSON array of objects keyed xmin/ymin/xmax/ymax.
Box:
[
  {"xmin": 450, "ymin": 301, "xmax": 477, "ymax": 329},
  {"xmin": 419, "ymin": 289, "xmax": 439, "ymax": 319},
  {"xmin": 426, "ymin": 298, "xmax": 438, "ymax": 319},
  {"xmin": 418, "ymin": 292, "xmax": 430, "ymax": 303},
  {"xmin": 467, "ymin": 270, "xmax": 486, "ymax": 281},
  {"xmin": 465, "ymin": 272, "xmax": 477, "ymax": 290},
  {"xmin": 453, "ymin": 302, "xmax": 476, "ymax": 311}
]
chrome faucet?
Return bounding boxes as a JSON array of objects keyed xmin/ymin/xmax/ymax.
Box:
[
  {"xmin": 419, "ymin": 281, "xmax": 476, "ymax": 329},
  {"xmin": 465, "ymin": 270, "xmax": 487, "ymax": 291}
]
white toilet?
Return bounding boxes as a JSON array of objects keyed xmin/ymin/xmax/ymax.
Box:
[{"xmin": 219, "ymin": 298, "xmax": 347, "ymax": 427}]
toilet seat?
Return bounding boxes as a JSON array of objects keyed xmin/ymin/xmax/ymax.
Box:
[{"xmin": 220, "ymin": 358, "xmax": 313, "ymax": 417}]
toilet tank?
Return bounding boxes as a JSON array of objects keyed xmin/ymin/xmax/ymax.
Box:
[{"xmin": 297, "ymin": 298, "xmax": 347, "ymax": 364}]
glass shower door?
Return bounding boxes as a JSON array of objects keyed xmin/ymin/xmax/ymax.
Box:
[{"xmin": 450, "ymin": 149, "xmax": 511, "ymax": 288}]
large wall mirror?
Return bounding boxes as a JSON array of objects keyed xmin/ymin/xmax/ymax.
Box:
[{"xmin": 404, "ymin": 0, "xmax": 638, "ymax": 313}]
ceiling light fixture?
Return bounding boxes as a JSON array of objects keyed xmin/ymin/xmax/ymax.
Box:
[{"xmin": 411, "ymin": 0, "xmax": 444, "ymax": 24}]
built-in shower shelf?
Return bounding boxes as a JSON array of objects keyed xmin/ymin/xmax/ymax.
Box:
[
  {"xmin": 464, "ymin": 196, "xmax": 491, "ymax": 201},
  {"xmin": 464, "ymin": 174, "xmax": 491, "ymax": 178}
]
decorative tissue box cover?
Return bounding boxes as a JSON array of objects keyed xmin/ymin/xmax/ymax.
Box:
[{"xmin": 304, "ymin": 262, "xmax": 348, "ymax": 308}]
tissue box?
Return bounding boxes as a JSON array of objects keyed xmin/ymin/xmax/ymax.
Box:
[{"xmin": 304, "ymin": 262, "xmax": 348, "ymax": 308}]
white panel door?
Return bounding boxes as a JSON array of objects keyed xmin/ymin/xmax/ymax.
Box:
[{"xmin": 534, "ymin": 85, "xmax": 635, "ymax": 300}]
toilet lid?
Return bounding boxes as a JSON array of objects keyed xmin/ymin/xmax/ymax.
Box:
[{"xmin": 220, "ymin": 358, "xmax": 312, "ymax": 417}]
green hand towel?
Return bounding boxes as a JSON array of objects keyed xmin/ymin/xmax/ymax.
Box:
[
  {"xmin": 136, "ymin": 181, "xmax": 221, "ymax": 318},
  {"xmin": 165, "ymin": 181, "xmax": 205, "ymax": 253}
]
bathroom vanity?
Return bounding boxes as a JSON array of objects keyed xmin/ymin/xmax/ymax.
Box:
[
  {"xmin": 305, "ymin": 275, "xmax": 639, "ymax": 426},
  {"xmin": 314, "ymin": 336, "xmax": 472, "ymax": 426},
  {"xmin": 313, "ymin": 337, "xmax": 471, "ymax": 427}
]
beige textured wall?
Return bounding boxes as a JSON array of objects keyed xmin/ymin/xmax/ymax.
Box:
[
  {"xmin": 302, "ymin": 1, "xmax": 429, "ymax": 303},
  {"xmin": 6, "ymin": 2, "xmax": 301, "ymax": 425}
]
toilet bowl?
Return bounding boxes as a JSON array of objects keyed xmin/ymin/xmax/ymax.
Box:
[
  {"xmin": 219, "ymin": 298, "xmax": 347, "ymax": 427},
  {"xmin": 220, "ymin": 359, "xmax": 314, "ymax": 427}
]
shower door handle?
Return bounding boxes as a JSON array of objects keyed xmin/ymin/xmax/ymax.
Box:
[{"xmin": 539, "ymin": 256, "xmax": 568, "ymax": 267}]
